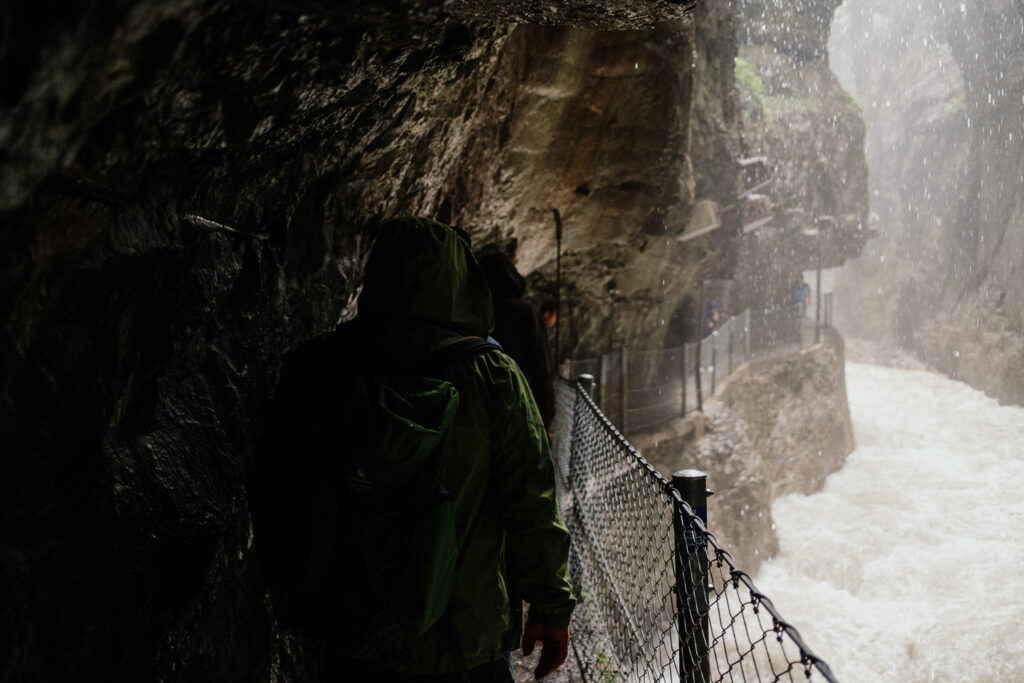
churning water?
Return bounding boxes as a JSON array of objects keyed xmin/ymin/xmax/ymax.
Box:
[{"xmin": 755, "ymin": 362, "xmax": 1024, "ymax": 682}]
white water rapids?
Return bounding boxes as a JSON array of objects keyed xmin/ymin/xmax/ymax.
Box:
[{"xmin": 754, "ymin": 362, "xmax": 1024, "ymax": 682}]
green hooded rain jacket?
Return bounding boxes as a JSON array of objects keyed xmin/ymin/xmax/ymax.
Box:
[{"xmin": 252, "ymin": 217, "xmax": 575, "ymax": 674}]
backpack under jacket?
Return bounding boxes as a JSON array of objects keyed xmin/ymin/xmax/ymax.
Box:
[{"xmin": 250, "ymin": 329, "xmax": 498, "ymax": 657}]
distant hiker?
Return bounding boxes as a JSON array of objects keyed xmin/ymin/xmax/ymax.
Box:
[
  {"xmin": 478, "ymin": 251, "xmax": 556, "ymax": 431},
  {"xmin": 792, "ymin": 275, "xmax": 811, "ymax": 318},
  {"xmin": 540, "ymin": 300, "xmax": 559, "ymax": 382},
  {"xmin": 701, "ymin": 300, "xmax": 720, "ymax": 338},
  {"xmin": 248, "ymin": 218, "xmax": 575, "ymax": 682},
  {"xmin": 540, "ymin": 301, "xmax": 558, "ymax": 331}
]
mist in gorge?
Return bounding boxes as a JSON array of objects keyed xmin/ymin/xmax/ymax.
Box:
[{"xmin": 828, "ymin": 0, "xmax": 1024, "ymax": 404}]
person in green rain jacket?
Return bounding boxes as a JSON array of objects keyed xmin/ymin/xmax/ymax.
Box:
[{"xmin": 249, "ymin": 217, "xmax": 575, "ymax": 681}]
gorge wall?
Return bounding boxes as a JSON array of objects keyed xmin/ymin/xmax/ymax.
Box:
[
  {"xmin": 627, "ymin": 0, "xmax": 866, "ymax": 574},
  {"xmin": 830, "ymin": 0, "xmax": 1024, "ymax": 405},
  {"xmin": 731, "ymin": 0, "xmax": 870, "ymax": 312},
  {"xmin": 0, "ymin": 0, "xmax": 867, "ymax": 679},
  {"xmin": 0, "ymin": 3, "xmax": 703, "ymax": 680}
]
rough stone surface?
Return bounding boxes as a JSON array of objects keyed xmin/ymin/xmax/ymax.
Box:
[
  {"xmin": 441, "ymin": 19, "xmax": 703, "ymax": 358},
  {"xmin": 690, "ymin": 0, "xmax": 743, "ymax": 206},
  {"xmin": 731, "ymin": 0, "xmax": 870, "ymax": 312},
  {"xmin": 830, "ymin": 0, "xmax": 1024, "ymax": 406},
  {"xmin": 0, "ymin": 2, "xmax": 703, "ymax": 680},
  {"xmin": 739, "ymin": 0, "xmax": 840, "ymax": 61},
  {"xmin": 450, "ymin": 0, "xmax": 698, "ymax": 29},
  {"xmin": 2, "ymin": 4, "xmax": 523, "ymax": 679},
  {"xmin": 634, "ymin": 329, "xmax": 855, "ymax": 572}
]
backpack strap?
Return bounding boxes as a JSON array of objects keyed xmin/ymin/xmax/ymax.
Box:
[{"xmin": 421, "ymin": 336, "xmax": 501, "ymax": 376}]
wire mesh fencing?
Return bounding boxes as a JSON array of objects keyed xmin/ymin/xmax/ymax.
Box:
[
  {"xmin": 747, "ymin": 304, "xmax": 804, "ymax": 356},
  {"xmin": 561, "ymin": 304, "xmax": 815, "ymax": 436},
  {"xmin": 553, "ymin": 378, "xmax": 837, "ymax": 683}
]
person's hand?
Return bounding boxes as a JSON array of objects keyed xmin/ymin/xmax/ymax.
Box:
[{"xmin": 521, "ymin": 616, "xmax": 569, "ymax": 680}]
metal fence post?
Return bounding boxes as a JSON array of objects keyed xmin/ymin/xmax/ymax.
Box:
[
  {"xmin": 694, "ymin": 338, "xmax": 703, "ymax": 413},
  {"xmin": 598, "ymin": 354, "xmax": 607, "ymax": 413},
  {"xmin": 620, "ymin": 346, "xmax": 628, "ymax": 433},
  {"xmin": 728, "ymin": 328, "xmax": 734, "ymax": 377},
  {"xmin": 681, "ymin": 345, "xmax": 688, "ymax": 416},
  {"xmin": 673, "ymin": 470, "xmax": 710, "ymax": 683},
  {"xmin": 815, "ymin": 245, "xmax": 822, "ymax": 345},
  {"xmin": 796, "ymin": 303, "xmax": 803, "ymax": 350},
  {"xmin": 577, "ymin": 373, "xmax": 595, "ymax": 399},
  {"xmin": 710, "ymin": 336, "xmax": 717, "ymax": 396},
  {"xmin": 744, "ymin": 308, "xmax": 751, "ymax": 362}
]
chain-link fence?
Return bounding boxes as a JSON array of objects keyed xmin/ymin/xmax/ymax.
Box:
[
  {"xmin": 561, "ymin": 304, "xmax": 818, "ymax": 435},
  {"xmin": 552, "ymin": 378, "xmax": 837, "ymax": 683}
]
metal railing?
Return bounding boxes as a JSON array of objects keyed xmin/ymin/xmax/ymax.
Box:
[
  {"xmin": 562, "ymin": 304, "xmax": 826, "ymax": 435},
  {"xmin": 553, "ymin": 378, "xmax": 837, "ymax": 683}
]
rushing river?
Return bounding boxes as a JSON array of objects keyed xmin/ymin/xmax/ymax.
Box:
[{"xmin": 754, "ymin": 362, "xmax": 1024, "ymax": 682}]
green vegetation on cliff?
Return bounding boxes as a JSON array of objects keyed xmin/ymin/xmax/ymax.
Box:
[
  {"xmin": 735, "ymin": 55, "xmax": 765, "ymax": 124},
  {"xmin": 735, "ymin": 56, "xmax": 764, "ymax": 100}
]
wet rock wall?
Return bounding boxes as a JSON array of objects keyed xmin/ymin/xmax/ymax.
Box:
[
  {"xmin": 1, "ymin": 1, "xmax": 705, "ymax": 680},
  {"xmin": 731, "ymin": 0, "xmax": 870, "ymax": 312},
  {"xmin": 2, "ymin": 4, "xmax": 512, "ymax": 680},
  {"xmin": 442, "ymin": 19, "xmax": 703, "ymax": 358}
]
